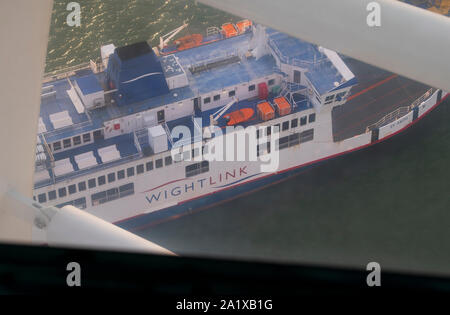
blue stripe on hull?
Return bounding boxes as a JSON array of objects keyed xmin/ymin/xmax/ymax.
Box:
[{"xmin": 116, "ymin": 161, "xmax": 318, "ymax": 231}]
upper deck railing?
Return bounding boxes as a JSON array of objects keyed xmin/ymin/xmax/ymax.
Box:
[
  {"xmin": 268, "ymin": 38, "xmax": 328, "ymax": 69},
  {"xmin": 42, "ymin": 59, "xmax": 102, "ymax": 83},
  {"xmin": 366, "ymin": 88, "xmax": 435, "ymax": 132}
]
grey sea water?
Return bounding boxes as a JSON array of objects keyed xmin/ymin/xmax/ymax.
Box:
[{"xmin": 46, "ymin": 0, "xmax": 450, "ymax": 275}]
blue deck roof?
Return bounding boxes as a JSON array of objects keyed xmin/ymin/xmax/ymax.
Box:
[
  {"xmin": 76, "ymin": 74, "xmax": 103, "ymax": 94},
  {"xmin": 40, "ymin": 79, "xmax": 91, "ymax": 133},
  {"xmin": 267, "ymin": 28, "xmax": 345, "ymax": 94}
]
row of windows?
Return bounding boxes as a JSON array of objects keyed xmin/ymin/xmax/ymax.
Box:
[
  {"xmin": 51, "ymin": 132, "xmax": 92, "ymax": 152},
  {"xmin": 202, "ymin": 80, "xmax": 275, "ymax": 105},
  {"xmin": 324, "ymin": 91, "xmax": 347, "ymax": 105},
  {"xmin": 185, "ymin": 161, "xmax": 209, "ymax": 177},
  {"xmin": 257, "ymin": 129, "xmax": 315, "ymax": 156},
  {"xmin": 256, "ymin": 113, "xmax": 316, "ymax": 139},
  {"xmin": 36, "ymin": 154, "xmax": 174, "ymax": 203},
  {"xmin": 51, "ymin": 130, "xmax": 104, "ymax": 152},
  {"xmin": 91, "ymin": 183, "xmax": 134, "ymax": 206},
  {"xmin": 56, "ymin": 197, "xmax": 87, "ymax": 210}
]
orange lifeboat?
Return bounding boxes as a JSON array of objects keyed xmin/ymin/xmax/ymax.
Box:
[
  {"xmin": 223, "ymin": 108, "xmax": 254, "ymax": 126},
  {"xmin": 174, "ymin": 34, "xmax": 203, "ymax": 51}
]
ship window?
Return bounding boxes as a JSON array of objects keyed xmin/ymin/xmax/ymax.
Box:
[
  {"xmin": 82, "ymin": 133, "xmax": 91, "ymax": 143},
  {"xmin": 336, "ymin": 91, "xmax": 347, "ymax": 101},
  {"xmin": 57, "ymin": 197, "xmax": 87, "ymax": 210},
  {"xmin": 63, "ymin": 139, "xmax": 71, "ymax": 148},
  {"xmin": 256, "ymin": 129, "xmax": 260, "ymax": 139},
  {"xmin": 91, "ymin": 191, "xmax": 107, "ymax": 206},
  {"xmin": 127, "ymin": 167, "xmax": 134, "ymax": 177},
  {"xmin": 185, "ymin": 161, "xmax": 209, "ymax": 177},
  {"xmin": 106, "ymin": 188, "xmax": 119, "ymax": 201},
  {"xmin": 291, "ymin": 118, "xmax": 298, "ymax": 128},
  {"xmin": 108, "ymin": 172, "xmax": 116, "ymax": 183},
  {"xmin": 228, "ymin": 90, "xmax": 236, "ymax": 97},
  {"xmin": 146, "ymin": 161, "xmax": 153, "ymax": 171},
  {"xmin": 155, "ymin": 158, "xmax": 163, "ymax": 168},
  {"xmin": 268, "ymin": 79, "xmax": 275, "ymax": 86},
  {"xmin": 58, "ymin": 187, "xmax": 67, "ymax": 198},
  {"xmin": 204, "ymin": 97, "xmax": 211, "ymax": 104},
  {"xmin": 282, "ymin": 121, "xmax": 289, "ymax": 131},
  {"xmin": 118, "ymin": 170, "xmax": 125, "ymax": 179},
  {"xmin": 273, "ymin": 124, "xmax": 280, "ymax": 134},
  {"xmin": 78, "ymin": 181, "xmax": 86, "ymax": 191},
  {"xmin": 68, "ymin": 184, "xmax": 76, "ymax": 195},
  {"xmin": 38, "ymin": 193, "xmax": 46, "ymax": 203},
  {"xmin": 213, "ymin": 94, "xmax": 220, "ymax": 101},
  {"xmin": 325, "ymin": 94, "xmax": 335, "ymax": 104},
  {"xmin": 98, "ymin": 175, "xmax": 106, "ymax": 186},
  {"xmin": 53, "ymin": 141, "xmax": 61, "ymax": 151},
  {"xmin": 257, "ymin": 142, "xmax": 271, "ymax": 156},
  {"xmin": 248, "ymin": 84, "xmax": 255, "ymax": 91},
  {"xmin": 289, "ymin": 133, "xmax": 300, "ymax": 146},
  {"xmin": 119, "ymin": 183, "xmax": 134, "ymax": 198},
  {"xmin": 266, "ymin": 126, "xmax": 272, "ymax": 136},
  {"xmin": 192, "ymin": 148, "xmax": 200, "ymax": 158},
  {"xmin": 300, "ymin": 128, "xmax": 314, "ymax": 143},
  {"xmin": 48, "ymin": 190, "xmax": 57, "ymax": 201},
  {"xmin": 88, "ymin": 178, "xmax": 96, "ymax": 189},
  {"xmin": 182, "ymin": 150, "xmax": 190, "ymax": 161},
  {"xmin": 300, "ymin": 116, "xmax": 307, "ymax": 126},
  {"xmin": 93, "ymin": 130, "xmax": 103, "ymax": 141},
  {"xmin": 309, "ymin": 113, "xmax": 316, "ymax": 123},
  {"xmin": 276, "ymin": 136, "xmax": 289, "ymax": 150},
  {"xmin": 136, "ymin": 164, "xmax": 144, "ymax": 174},
  {"xmin": 73, "ymin": 136, "xmax": 81, "ymax": 146},
  {"xmin": 165, "ymin": 156, "xmax": 172, "ymax": 166}
]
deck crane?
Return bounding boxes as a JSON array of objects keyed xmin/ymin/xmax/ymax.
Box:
[
  {"xmin": 204, "ymin": 97, "xmax": 238, "ymax": 138},
  {"xmin": 159, "ymin": 23, "xmax": 189, "ymax": 51}
]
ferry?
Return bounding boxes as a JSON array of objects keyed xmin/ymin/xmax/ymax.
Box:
[{"xmin": 34, "ymin": 21, "xmax": 449, "ymax": 231}]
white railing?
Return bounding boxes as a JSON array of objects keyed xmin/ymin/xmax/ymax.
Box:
[{"xmin": 366, "ymin": 88, "xmax": 435, "ymax": 132}]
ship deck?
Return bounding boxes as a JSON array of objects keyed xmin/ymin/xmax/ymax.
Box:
[{"xmin": 331, "ymin": 58, "xmax": 430, "ymax": 142}]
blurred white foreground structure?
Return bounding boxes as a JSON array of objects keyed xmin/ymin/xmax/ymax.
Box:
[{"xmin": 0, "ymin": 0, "xmax": 172, "ymax": 255}]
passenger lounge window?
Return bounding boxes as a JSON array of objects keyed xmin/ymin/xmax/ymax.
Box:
[
  {"xmin": 300, "ymin": 129, "xmax": 314, "ymax": 143},
  {"xmin": 53, "ymin": 141, "xmax": 61, "ymax": 151},
  {"xmin": 83, "ymin": 133, "xmax": 91, "ymax": 143},
  {"xmin": 186, "ymin": 161, "xmax": 209, "ymax": 177}
]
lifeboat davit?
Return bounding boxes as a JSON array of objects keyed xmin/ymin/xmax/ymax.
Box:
[
  {"xmin": 223, "ymin": 108, "xmax": 254, "ymax": 126},
  {"xmin": 174, "ymin": 34, "xmax": 203, "ymax": 51}
]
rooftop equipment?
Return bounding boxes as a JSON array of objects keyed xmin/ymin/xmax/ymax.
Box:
[
  {"xmin": 49, "ymin": 111, "xmax": 73, "ymax": 129},
  {"xmin": 98, "ymin": 145, "xmax": 121, "ymax": 163},
  {"xmin": 236, "ymin": 19, "xmax": 252, "ymax": 34},
  {"xmin": 74, "ymin": 151, "xmax": 98, "ymax": 170},
  {"xmin": 273, "ymin": 96, "xmax": 292, "ymax": 116},
  {"xmin": 257, "ymin": 101, "xmax": 275, "ymax": 121},
  {"xmin": 258, "ymin": 82, "xmax": 268, "ymax": 100},
  {"xmin": 148, "ymin": 125, "xmax": 168, "ymax": 154},
  {"xmin": 222, "ymin": 23, "xmax": 238, "ymax": 38}
]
